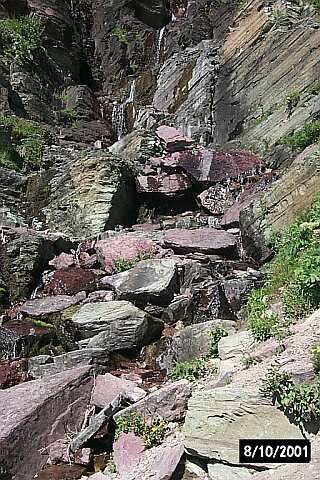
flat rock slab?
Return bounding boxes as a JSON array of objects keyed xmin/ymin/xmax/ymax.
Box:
[
  {"xmin": 20, "ymin": 294, "xmax": 83, "ymax": 316},
  {"xmin": 183, "ymin": 385, "xmax": 304, "ymax": 466},
  {"xmin": 136, "ymin": 173, "xmax": 191, "ymax": 195},
  {"xmin": 72, "ymin": 300, "xmax": 163, "ymax": 351},
  {"xmin": 156, "ymin": 125, "xmax": 193, "ymax": 152},
  {"xmin": 115, "ymin": 380, "xmax": 191, "ymax": 423},
  {"xmin": 113, "ymin": 432, "xmax": 145, "ymax": 475},
  {"xmin": 0, "ymin": 366, "xmax": 93, "ymax": 480},
  {"xmin": 208, "ymin": 463, "xmax": 254, "ymax": 480},
  {"xmin": 102, "ymin": 259, "xmax": 177, "ymax": 306},
  {"xmin": 218, "ymin": 331, "xmax": 256, "ymax": 360},
  {"xmin": 163, "ymin": 228, "xmax": 238, "ymax": 257},
  {"xmin": 92, "ymin": 373, "xmax": 146, "ymax": 409}
]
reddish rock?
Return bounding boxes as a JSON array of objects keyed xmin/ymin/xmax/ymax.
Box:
[
  {"xmin": 0, "ymin": 366, "xmax": 93, "ymax": 480},
  {"xmin": 198, "ymin": 185, "xmax": 235, "ymax": 215},
  {"xmin": 96, "ymin": 234, "xmax": 156, "ymax": 272},
  {"xmin": 0, "ymin": 358, "xmax": 31, "ymax": 389},
  {"xmin": 156, "ymin": 125, "xmax": 193, "ymax": 152},
  {"xmin": 49, "ymin": 253, "xmax": 75, "ymax": 270},
  {"xmin": 0, "ymin": 319, "xmax": 54, "ymax": 357},
  {"xmin": 91, "ymin": 373, "xmax": 146, "ymax": 409},
  {"xmin": 35, "ymin": 464, "xmax": 86, "ymax": 480},
  {"xmin": 20, "ymin": 294, "xmax": 84, "ymax": 317},
  {"xmin": 152, "ymin": 148, "xmax": 263, "ymax": 184},
  {"xmin": 42, "ymin": 268, "xmax": 98, "ymax": 296},
  {"xmin": 113, "ymin": 432, "xmax": 145, "ymax": 475},
  {"xmin": 136, "ymin": 173, "xmax": 191, "ymax": 195},
  {"xmin": 83, "ymin": 290, "xmax": 114, "ymax": 303},
  {"xmin": 78, "ymin": 252, "xmax": 99, "ymax": 269},
  {"xmin": 163, "ymin": 228, "xmax": 238, "ymax": 257}
]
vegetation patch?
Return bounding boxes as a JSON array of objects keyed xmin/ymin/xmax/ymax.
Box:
[
  {"xmin": 0, "ymin": 16, "xmax": 43, "ymax": 63},
  {"xmin": 261, "ymin": 368, "xmax": 320, "ymax": 429},
  {"xmin": 112, "ymin": 27, "xmax": 129, "ymax": 45},
  {"xmin": 0, "ymin": 115, "xmax": 49, "ymax": 171},
  {"xmin": 307, "ymin": 80, "xmax": 320, "ymax": 95},
  {"xmin": 246, "ymin": 195, "xmax": 320, "ymax": 339},
  {"xmin": 279, "ymin": 121, "xmax": 320, "ymax": 151},
  {"xmin": 115, "ymin": 412, "xmax": 167, "ymax": 449},
  {"xmin": 113, "ymin": 252, "xmax": 154, "ymax": 273},
  {"xmin": 311, "ymin": 345, "xmax": 320, "ymax": 373}
]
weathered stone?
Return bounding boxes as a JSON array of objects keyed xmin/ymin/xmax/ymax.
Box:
[
  {"xmin": 0, "ymin": 366, "xmax": 93, "ymax": 480},
  {"xmin": 102, "ymin": 259, "xmax": 177, "ymax": 307},
  {"xmin": 72, "ymin": 301, "xmax": 163, "ymax": 352},
  {"xmin": 163, "ymin": 228, "xmax": 238, "ymax": 257},
  {"xmin": 218, "ymin": 331, "xmax": 256, "ymax": 360},
  {"xmin": 183, "ymin": 385, "xmax": 304, "ymax": 465},
  {"xmin": 0, "ymin": 167, "xmax": 27, "ymax": 228},
  {"xmin": 136, "ymin": 173, "xmax": 191, "ymax": 195},
  {"xmin": 115, "ymin": 380, "xmax": 191, "ymax": 423},
  {"xmin": 20, "ymin": 294, "xmax": 83, "ymax": 317},
  {"xmin": 41, "ymin": 268, "xmax": 99, "ymax": 296},
  {"xmin": 92, "ymin": 373, "xmax": 146, "ymax": 409},
  {"xmin": 49, "ymin": 253, "xmax": 75, "ymax": 270},
  {"xmin": 223, "ymin": 277, "xmax": 256, "ymax": 313},
  {"xmin": 0, "ymin": 358, "xmax": 31, "ymax": 389},
  {"xmin": 0, "ymin": 319, "xmax": 54, "ymax": 358},
  {"xmin": 132, "ymin": 0, "xmax": 171, "ymax": 28},
  {"xmin": 113, "ymin": 432, "xmax": 145, "ymax": 475},
  {"xmin": 208, "ymin": 463, "xmax": 254, "ymax": 480},
  {"xmin": 198, "ymin": 185, "xmax": 235, "ymax": 216},
  {"xmin": 156, "ymin": 125, "xmax": 194, "ymax": 152}
]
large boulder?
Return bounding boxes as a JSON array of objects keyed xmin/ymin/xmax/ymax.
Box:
[
  {"xmin": 72, "ymin": 301, "xmax": 163, "ymax": 351},
  {"xmin": 91, "ymin": 373, "xmax": 146, "ymax": 409},
  {"xmin": 136, "ymin": 173, "xmax": 192, "ymax": 196},
  {"xmin": 0, "ymin": 366, "xmax": 93, "ymax": 480},
  {"xmin": 163, "ymin": 228, "xmax": 238, "ymax": 257},
  {"xmin": 102, "ymin": 258, "xmax": 178, "ymax": 306},
  {"xmin": 183, "ymin": 385, "xmax": 304, "ymax": 466}
]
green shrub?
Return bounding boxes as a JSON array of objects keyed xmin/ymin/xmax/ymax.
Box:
[
  {"xmin": 113, "ymin": 252, "xmax": 154, "ymax": 273},
  {"xmin": 105, "ymin": 456, "xmax": 116, "ymax": 473},
  {"xmin": 284, "ymin": 91, "xmax": 300, "ymax": 112},
  {"xmin": 279, "ymin": 121, "xmax": 320, "ymax": 151},
  {"xmin": 241, "ymin": 354, "xmax": 258, "ymax": 369},
  {"xmin": 0, "ymin": 16, "xmax": 43, "ymax": 62},
  {"xmin": 115, "ymin": 413, "xmax": 166, "ymax": 449},
  {"xmin": 112, "ymin": 27, "xmax": 129, "ymax": 45},
  {"xmin": 61, "ymin": 108, "xmax": 78, "ymax": 126},
  {"xmin": 307, "ymin": 80, "xmax": 320, "ymax": 95},
  {"xmin": 208, "ymin": 326, "xmax": 228, "ymax": 357},
  {"xmin": 311, "ymin": 345, "xmax": 320, "ymax": 373},
  {"xmin": 246, "ymin": 288, "xmax": 281, "ymax": 341},
  {"xmin": 261, "ymin": 368, "xmax": 320, "ymax": 427},
  {"xmin": 168, "ymin": 357, "xmax": 207, "ymax": 381}
]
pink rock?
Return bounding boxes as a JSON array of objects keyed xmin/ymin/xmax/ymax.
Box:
[
  {"xmin": 84, "ymin": 290, "xmax": 114, "ymax": 303},
  {"xmin": 41, "ymin": 267, "xmax": 98, "ymax": 296},
  {"xmin": 96, "ymin": 234, "xmax": 156, "ymax": 272},
  {"xmin": 251, "ymin": 339, "xmax": 280, "ymax": 362},
  {"xmin": 78, "ymin": 252, "xmax": 99, "ymax": 269},
  {"xmin": 20, "ymin": 294, "xmax": 82, "ymax": 316},
  {"xmin": 136, "ymin": 173, "xmax": 191, "ymax": 195},
  {"xmin": 45, "ymin": 439, "xmax": 69, "ymax": 465},
  {"xmin": 156, "ymin": 125, "xmax": 193, "ymax": 152},
  {"xmin": 163, "ymin": 228, "xmax": 238, "ymax": 257},
  {"xmin": 113, "ymin": 432, "xmax": 145, "ymax": 475},
  {"xmin": 49, "ymin": 253, "xmax": 75, "ymax": 270},
  {"xmin": 91, "ymin": 373, "xmax": 146, "ymax": 409},
  {"xmin": 153, "ymin": 148, "xmax": 263, "ymax": 184}
]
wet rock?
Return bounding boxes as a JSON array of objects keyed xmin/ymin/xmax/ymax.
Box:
[
  {"xmin": 183, "ymin": 385, "xmax": 304, "ymax": 466},
  {"xmin": 115, "ymin": 380, "xmax": 191, "ymax": 423},
  {"xmin": 72, "ymin": 301, "xmax": 163, "ymax": 352},
  {"xmin": 156, "ymin": 125, "xmax": 194, "ymax": 152},
  {"xmin": 198, "ymin": 185, "xmax": 235, "ymax": 216},
  {"xmin": 0, "ymin": 358, "xmax": 31, "ymax": 389},
  {"xmin": 163, "ymin": 228, "xmax": 238, "ymax": 257},
  {"xmin": 159, "ymin": 319, "xmax": 236, "ymax": 371},
  {"xmin": 92, "ymin": 373, "xmax": 146, "ymax": 409},
  {"xmin": 20, "ymin": 294, "xmax": 84, "ymax": 317},
  {"xmin": 102, "ymin": 259, "xmax": 178, "ymax": 307},
  {"xmin": 29, "ymin": 349, "xmax": 110, "ymax": 378},
  {"xmin": 96, "ymin": 234, "xmax": 156, "ymax": 272},
  {"xmin": 49, "ymin": 253, "xmax": 75, "ymax": 270},
  {"xmin": 0, "ymin": 366, "xmax": 93, "ymax": 480},
  {"xmin": 133, "ymin": 0, "xmax": 171, "ymax": 28},
  {"xmin": 136, "ymin": 173, "xmax": 191, "ymax": 195},
  {"xmin": 41, "ymin": 268, "xmax": 99, "ymax": 296},
  {"xmin": 218, "ymin": 331, "xmax": 256, "ymax": 360},
  {"xmin": 34, "ymin": 464, "xmax": 87, "ymax": 480},
  {"xmin": 113, "ymin": 432, "xmax": 145, "ymax": 475}
]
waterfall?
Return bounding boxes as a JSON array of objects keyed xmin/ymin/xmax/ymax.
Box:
[
  {"xmin": 112, "ymin": 80, "xmax": 136, "ymax": 140},
  {"xmin": 156, "ymin": 26, "xmax": 166, "ymax": 63}
]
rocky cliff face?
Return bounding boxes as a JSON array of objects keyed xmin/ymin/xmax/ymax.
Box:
[{"xmin": 0, "ymin": 0, "xmax": 320, "ymax": 479}]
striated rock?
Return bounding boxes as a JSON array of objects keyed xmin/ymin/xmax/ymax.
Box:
[
  {"xmin": 240, "ymin": 145, "xmax": 320, "ymax": 262},
  {"xmin": 115, "ymin": 380, "xmax": 191, "ymax": 423},
  {"xmin": 96, "ymin": 234, "xmax": 156, "ymax": 272},
  {"xmin": 156, "ymin": 125, "xmax": 194, "ymax": 152},
  {"xmin": 20, "ymin": 294, "xmax": 83, "ymax": 317},
  {"xmin": 113, "ymin": 432, "xmax": 145, "ymax": 475},
  {"xmin": 183, "ymin": 385, "xmax": 304, "ymax": 465},
  {"xmin": 0, "ymin": 366, "xmax": 93, "ymax": 480},
  {"xmin": 92, "ymin": 373, "xmax": 146, "ymax": 409},
  {"xmin": 218, "ymin": 331, "xmax": 256, "ymax": 360},
  {"xmin": 163, "ymin": 228, "xmax": 238, "ymax": 257},
  {"xmin": 102, "ymin": 258, "xmax": 178, "ymax": 307},
  {"xmin": 136, "ymin": 173, "xmax": 191, "ymax": 195},
  {"xmin": 72, "ymin": 301, "xmax": 163, "ymax": 352}
]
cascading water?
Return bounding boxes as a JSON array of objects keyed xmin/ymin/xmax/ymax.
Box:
[
  {"xmin": 156, "ymin": 26, "xmax": 166, "ymax": 63},
  {"xmin": 112, "ymin": 79, "xmax": 136, "ymax": 140}
]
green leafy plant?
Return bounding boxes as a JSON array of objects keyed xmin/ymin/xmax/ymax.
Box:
[
  {"xmin": 115, "ymin": 413, "xmax": 166, "ymax": 449},
  {"xmin": 105, "ymin": 455, "xmax": 117, "ymax": 473},
  {"xmin": 246, "ymin": 288, "xmax": 281, "ymax": 341},
  {"xmin": 311, "ymin": 345, "xmax": 320, "ymax": 373},
  {"xmin": 241, "ymin": 354, "xmax": 258, "ymax": 369},
  {"xmin": 113, "ymin": 252, "xmax": 154, "ymax": 273},
  {"xmin": 284, "ymin": 91, "xmax": 300, "ymax": 109},
  {"xmin": 208, "ymin": 326, "xmax": 228, "ymax": 357},
  {"xmin": 261, "ymin": 368, "xmax": 320, "ymax": 427},
  {"xmin": 307, "ymin": 80, "xmax": 320, "ymax": 95},
  {"xmin": 61, "ymin": 108, "xmax": 78, "ymax": 127},
  {"xmin": 0, "ymin": 16, "xmax": 43, "ymax": 62},
  {"xmin": 168, "ymin": 357, "xmax": 207, "ymax": 381},
  {"xmin": 279, "ymin": 121, "xmax": 320, "ymax": 151},
  {"xmin": 112, "ymin": 26, "xmax": 129, "ymax": 45}
]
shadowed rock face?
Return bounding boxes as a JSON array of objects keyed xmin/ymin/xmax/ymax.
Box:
[{"xmin": 133, "ymin": 0, "xmax": 171, "ymax": 28}]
